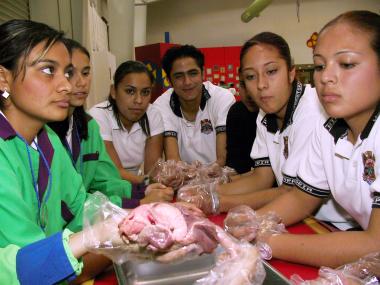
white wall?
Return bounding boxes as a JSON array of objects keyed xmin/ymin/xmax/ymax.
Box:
[
  {"xmin": 135, "ymin": 5, "xmax": 147, "ymax": 48},
  {"xmin": 29, "ymin": 0, "xmax": 73, "ymax": 38},
  {"xmin": 107, "ymin": 0, "xmax": 135, "ymax": 64},
  {"xmin": 147, "ymin": 0, "xmax": 380, "ymax": 64}
]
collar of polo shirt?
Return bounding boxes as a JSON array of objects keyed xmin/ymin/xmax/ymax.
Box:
[
  {"xmin": 169, "ymin": 84, "xmax": 211, "ymax": 118},
  {"xmin": 261, "ymin": 80, "xmax": 305, "ymax": 134},
  {"xmin": 324, "ymin": 103, "xmax": 380, "ymax": 144}
]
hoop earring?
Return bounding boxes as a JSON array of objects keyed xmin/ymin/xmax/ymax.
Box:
[{"xmin": 1, "ymin": 90, "xmax": 9, "ymax": 99}]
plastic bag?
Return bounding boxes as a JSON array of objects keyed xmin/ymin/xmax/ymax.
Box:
[{"xmin": 82, "ymin": 192, "xmax": 130, "ymax": 264}]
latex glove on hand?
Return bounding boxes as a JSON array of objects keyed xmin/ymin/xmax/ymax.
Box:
[
  {"xmin": 148, "ymin": 159, "xmax": 184, "ymax": 190},
  {"xmin": 195, "ymin": 227, "xmax": 266, "ymax": 285},
  {"xmin": 292, "ymin": 267, "xmax": 358, "ymax": 285},
  {"xmin": 177, "ymin": 182, "xmax": 220, "ymax": 215},
  {"xmin": 291, "ymin": 252, "xmax": 380, "ymax": 285},
  {"xmin": 224, "ymin": 205, "xmax": 286, "ymax": 260},
  {"xmin": 82, "ymin": 192, "xmax": 130, "ymax": 263},
  {"xmin": 143, "ymin": 183, "xmax": 174, "ymax": 203}
]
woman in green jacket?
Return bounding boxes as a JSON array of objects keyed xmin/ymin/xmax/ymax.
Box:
[{"xmin": 0, "ymin": 20, "xmax": 121, "ymax": 284}]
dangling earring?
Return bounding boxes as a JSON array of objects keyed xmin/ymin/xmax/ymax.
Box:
[{"xmin": 1, "ymin": 90, "xmax": 9, "ymax": 99}]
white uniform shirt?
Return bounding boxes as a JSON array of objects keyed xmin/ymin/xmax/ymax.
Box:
[
  {"xmin": 153, "ymin": 81, "xmax": 235, "ymax": 164},
  {"xmin": 296, "ymin": 107, "xmax": 380, "ymax": 230},
  {"xmin": 89, "ymin": 101, "xmax": 164, "ymax": 174},
  {"xmin": 250, "ymin": 81, "xmax": 350, "ymax": 223},
  {"xmin": 251, "ymin": 82, "xmax": 324, "ymax": 185}
]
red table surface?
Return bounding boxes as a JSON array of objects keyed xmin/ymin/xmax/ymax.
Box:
[{"xmin": 92, "ymin": 214, "xmax": 321, "ymax": 285}]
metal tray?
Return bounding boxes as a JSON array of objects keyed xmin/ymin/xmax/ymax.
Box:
[{"xmin": 114, "ymin": 248, "xmax": 290, "ymax": 285}]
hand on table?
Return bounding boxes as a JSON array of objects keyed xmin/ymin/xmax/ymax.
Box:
[
  {"xmin": 149, "ymin": 159, "xmax": 184, "ymax": 190},
  {"xmin": 142, "ymin": 183, "xmax": 174, "ymax": 203},
  {"xmin": 292, "ymin": 251, "xmax": 380, "ymax": 285},
  {"xmin": 177, "ymin": 182, "xmax": 220, "ymax": 215},
  {"xmin": 224, "ymin": 205, "xmax": 286, "ymax": 259}
]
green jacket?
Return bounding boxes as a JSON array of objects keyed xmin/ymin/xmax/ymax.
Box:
[
  {"xmin": 0, "ymin": 124, "xmax": 87, "ymax": 284},
  {"xmin": 68, "ymin": 117, "xmax": 133, "ymax": 206}
]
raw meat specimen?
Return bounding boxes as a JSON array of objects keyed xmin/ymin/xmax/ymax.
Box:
[{"xmin": 118, "ymin": 202, "xmax": 219, "ymax": 262}]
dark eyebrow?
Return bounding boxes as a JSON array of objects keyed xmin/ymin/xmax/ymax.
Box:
[
  {"xmin": 30, "ymin": 58, "xmax": 58, "ymax": 66},
  {"xmin": 241, "ymin": 61, "xmax": 277, "ymax": 72},
  {"xmin": 124, "ymin": 85, "xmax": 137, "ymax": 89},
  {"xmin": 264, "ymin": 61, "xmax": 277, "ymax": 66},
  {"xmin": 313, "ymin": 50, "xmax": 363, "ymax": 58},
  {"xmin": 172, "ymin": 69, "xmax": 200, "ymax": 77},
  {"xmin": 336, "ymin": 50, "xmax": 363, "ymax": 56}
]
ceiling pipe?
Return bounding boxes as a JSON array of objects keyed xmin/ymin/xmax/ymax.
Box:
[{"xmin": 241, "ymin": 0, "xmax": 272, "ymax": 23}]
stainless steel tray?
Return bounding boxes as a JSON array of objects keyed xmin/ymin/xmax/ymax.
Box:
[{"xmin": 114, "ymin": 249, "xmax": 290, "ymax": 285}]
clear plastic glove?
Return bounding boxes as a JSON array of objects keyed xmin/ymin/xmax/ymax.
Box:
[
  {"xmin": 148, "ymin": 159, "xmax": 184, "ymax": 190},
  {"xmin": 220, "ymin": 166, "xmax": 238, "ymax": 182},
  {"xmin": 143, "ymin": 183, "xmax": 174, "ymax": 203},
  {"xmin": 202, "ymin": 162, "xmax": 223, "ymax": 179},
  {"xmin": 195, "ymin": 227, "xmax": 266, "ymax": 285},
  {"xmin": 224, "ymin": 205, "xmax": 286, "ymax": 260},
  {"xmin": 179, "ymin": 160, "xmax": 201, "ymax": 183},
  {"xmin": 197, "ymin": 164, "xmax": 237, "ymax": 185},
  {"xmin": 177, "ymin": 182, "xmax": 220, "ymax": 215},
  {"xmin": 223, "ymin": 205, "xmax": 259, "ymax": 242},
  {"xmin": 291, "ymin": 252, "xmax": 380, "ymax": 285},
  {"xmin": 82, "ymin": 192, "xmax": 130, "ymax": 264}
]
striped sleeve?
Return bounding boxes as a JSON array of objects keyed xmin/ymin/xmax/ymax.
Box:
[{"xmin": 295, "ymin": 176, "xmax": 330, "ymax": 198}]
